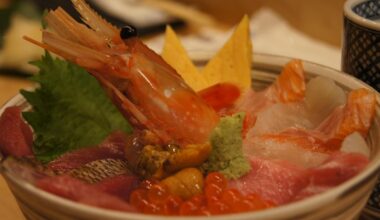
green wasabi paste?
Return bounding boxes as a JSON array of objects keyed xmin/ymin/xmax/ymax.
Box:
[{"xmin": 201, "ymin": 112, "xmax": 251, "ymax": 179}]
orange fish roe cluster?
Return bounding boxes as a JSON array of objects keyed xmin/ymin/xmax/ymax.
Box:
[{"xmin": 129, "ymin": 172, "xmax": 274, "ymax": 216}]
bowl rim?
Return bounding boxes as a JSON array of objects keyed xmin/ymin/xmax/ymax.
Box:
[
  {"xmin": 344, "ymin": 0, "xmax": 380, "ymax": 31},
  {"xmin": 2, "ymin": 53, "xmax": 380, "ymax": 220}
]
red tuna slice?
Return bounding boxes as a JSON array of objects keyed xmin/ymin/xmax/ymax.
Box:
[
  {"xmin": 229, "ymin": 157, "xmax": 309, "ymax": 205},
  {"xmin": 48, "ymin": 131, "xmax": 127, "ymax": 173},
  {"xmin": 308, "ymin": 152, "xmax": 369, "ymax": 187},
  {"xmin": 294, "ymin": 152, "xmax": 369, "ymax": 201},
  {"xmin": 36, "ymin": 175, "xmax": 135, "ymax": 212},
  {"xmin": 0, "ymin": 106, "xmax": 33, "ymax": 157},
  {"xmin": 93, "ymin": 174, "xmax": 140, "ymax": 201}
]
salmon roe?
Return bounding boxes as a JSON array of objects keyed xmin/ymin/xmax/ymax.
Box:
[{"xmin": 129, "ymin": 172, "xmax": 274, "ymax": 216}]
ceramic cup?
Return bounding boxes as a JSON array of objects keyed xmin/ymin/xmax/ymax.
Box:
[
  {"xmin": 342, "ymin": 0, "xmax": 380, "ymax": 91},
  {"xmin": 342, "ymin": 1, "xmax": 380, "ymax": 218}
]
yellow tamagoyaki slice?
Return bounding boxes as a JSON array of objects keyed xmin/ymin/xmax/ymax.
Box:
[
  {"xmin": 162, "ymin": 26, "xmax": 208, "ymax": 91},
  {"xmin": 202, "ymin": 15, "xmax": 252, "ymax": 91}
]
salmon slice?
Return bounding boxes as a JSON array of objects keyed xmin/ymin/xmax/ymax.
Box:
[
  {"xmin": 272, "ymin": 59, "xmax": 305, "ymax": 103},
  {"xmin": 317, "ymin": 88, "xmax": 376, "ymax": 141}
]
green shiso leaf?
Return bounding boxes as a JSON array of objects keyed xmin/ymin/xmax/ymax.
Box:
[
  {"xmin": 21, "ymin": 52, "xmax": 132, "ymax": 163},
  {"xmin": 201, "ymin": 112, "xmax": 251, "ymax": 179}
]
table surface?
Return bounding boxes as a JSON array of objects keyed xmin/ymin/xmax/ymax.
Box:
[{"xmin": 0, "ymin": 0, "xmax": 347, "ymax": 219}]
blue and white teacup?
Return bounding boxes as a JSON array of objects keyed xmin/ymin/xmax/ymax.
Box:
[{"xmin": 342, "ymin": 0, "xmax": 380, "ymax": 92}]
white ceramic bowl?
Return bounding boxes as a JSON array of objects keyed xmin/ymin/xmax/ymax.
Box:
[{"xmin": 1, "ymin": 53, "xmax": 380, "ymax": 220}]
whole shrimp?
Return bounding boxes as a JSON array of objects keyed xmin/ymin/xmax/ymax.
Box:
[{"xmin": 25, "ymin": 0, "xmax": 219, "ymax": 146}]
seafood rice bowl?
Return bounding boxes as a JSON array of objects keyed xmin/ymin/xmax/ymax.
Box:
[{"xmin": 1, "ymin": 0, "xmax": 380, "ymax": 219}]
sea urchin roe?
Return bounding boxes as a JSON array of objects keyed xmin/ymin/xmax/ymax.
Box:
[
  {"xmin": 129, "ymin": 172, "xmax": 274, "ymax": 216},
  {"xmin": 161, "ymin": 168, "xmax": 204, "ymax": 199},
  {"xmin": 130, "ymin": 141, "xmax": 211, "ymax": 179}
]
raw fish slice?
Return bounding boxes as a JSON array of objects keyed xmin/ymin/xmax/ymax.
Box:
[
  {"xmin": 271, "ymin": 59, "xmax": 305, "ymax": 103},
  {"xmin": 250, "ymin": 128, "xmax": 335, "ymax": 152},
  {"xmin": 317, "ymin": 88, "xmax": 376, "ymax": 141},
  {"xmin": 294, "ymin": 152, "xmax": 369, "ymax": 201},
  {"xmin": 69, "ymin": 159, "xmax": 130, "ymax": 184},
  {"xmin": 0, "ymin": 106, "xmax": 33, "ymax": 157},
  {"xmin": 247, "ymin": 77, "xmax": 344, "ymax": 136},
  {"xmin": 228, "ymin": 157, "xmax": 309, "ymax": 205},
  {"xmin": 244, "ymin": 88, "xmax": 376, "ymax": 162},
  {"xmin": 248, "ymin": 102, "xmax": 313, "ymax": 136},
  {"xmin": 93, "ymin": 174, "xmax": 139, "ymax": 201},
  {"xmin": 308, "ymin": 152, "xmax": 369, "ymax": 186},
  {"xmin": 236, "ymin": 59, "xmax": 306, "ymax": 112},
  {"xmin": 243, "ymin": 133, "xmax": 329, "ymax": 168},
  {"xmin": 37, "ymin": 175, "xmax": 135, "ymax": 212},
  {"xmin": 2, "ymin": 157, "xmax": 48, "ymax": 183},
  {"xmin": 48, "ymin": 131, "xmax": 127, "ymax": 173},
  {"xmin": 305, "ymin": 77, "xmax": 346, "ymax": 125},
  {"xmin": 230, "ymin": 153, "xmax": 369, "ymax": 205},
  {"xmin": 233, "ymin": 60, "xmax": 306, "ymax": 130}
]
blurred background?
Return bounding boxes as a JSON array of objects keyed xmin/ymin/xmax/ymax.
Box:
[{"xmin": 0, "ymin": 0, "xmax": 345, "ymax": 74}]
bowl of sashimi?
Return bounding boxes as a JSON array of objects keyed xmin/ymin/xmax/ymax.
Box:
[{"xmin": 1, "ymin": 52, "xmax": 380, "ymax": 220}]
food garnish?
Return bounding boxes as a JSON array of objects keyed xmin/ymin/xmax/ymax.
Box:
[
  {"xmin": 162, "ymin": 16, "xmax": 252, "ymax": 91},
  {"xmin": 201, "ymin": 113, "xmax": 251, "ymax": 179},
  {"xmin": 202, "ymin": 15, "xmax": 252, "ymax": 91},
  {"xmin": 162, "ymin": 26, "xmax": 208, "ymax": 91},
  {"xmin": 21, "ymin": 52, "xmax": 132, "ymax": 162}
]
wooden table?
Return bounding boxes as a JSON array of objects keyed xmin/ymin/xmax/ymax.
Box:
[{"xmin": 0, "ymin": 0, "xmax": 347, "ymax": 219}]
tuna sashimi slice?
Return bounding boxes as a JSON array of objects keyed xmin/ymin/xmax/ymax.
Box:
[
  {"xmin": 229, "ymin": 157, "xmax": 309, "ymax": 205},
  {"xmin": 36, "ymin": 175, "xmax": 135, "ymax": 212},
  {"xmin": 48, "ymin": 131, "xmax": 127, "ymax": 173},
  {"xmin": 307, "ymin": 152, "xmax": 369, "ymax": 187},
  {"xmin": 0, "ymin": 106, "xmax": 33, "ymax": 157},
  {"xmin": 93, "ymin": 174, "xmax": 140, "ymax": 201},
  {"xmin": 294, "ymin": 152, "xmax": 369, "ymax": 201},
  {"xmin": 230, "ymin": 152, "xmax": 368, "ymax": 205}
]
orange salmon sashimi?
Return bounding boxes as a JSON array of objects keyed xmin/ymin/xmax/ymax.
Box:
[
  {"xmin": 243, "ymin": 88, "xmax": 376, "ymax": 167},
  {"xmin": 316, "ymin": 88, "xmax": 376, "ymax": 140},
  {"xmin": 24, "ymin": 0, "xmax": 218, "ymax": 146}
]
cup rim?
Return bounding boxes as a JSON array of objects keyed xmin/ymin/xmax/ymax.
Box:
[{"xmin": 344, "ymin": 0, "xmax": 380, "ymax": 31}]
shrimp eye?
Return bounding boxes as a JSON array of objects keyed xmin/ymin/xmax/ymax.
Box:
[{"xmin": 120, "ymin": 25, "xmax": 138, "ymax": 39}]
